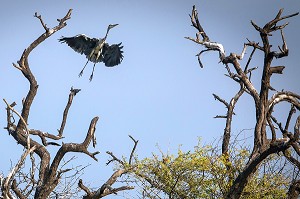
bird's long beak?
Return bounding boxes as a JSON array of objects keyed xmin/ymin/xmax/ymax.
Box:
[{"xmin": 110, "ymin": 24, "xmax": 119, "ymax": 28}]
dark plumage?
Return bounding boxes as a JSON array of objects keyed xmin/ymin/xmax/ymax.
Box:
[{"xmin": 59, "ymin": 24, "xmax": 123, "ymax": 80}]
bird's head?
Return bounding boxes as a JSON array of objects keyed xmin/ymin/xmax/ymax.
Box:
[
  {"xmin": 104, "ymin": 24, "xmax": 119, "ymax": 39},
  {"xmin": 108, "ymin": 24, "xmax": 119, "ymax": 30}
]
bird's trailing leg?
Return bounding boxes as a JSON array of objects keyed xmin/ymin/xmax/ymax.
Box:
[
  {"xmin": 89, "ymin": 63, "xmax": 96, "ymax": 81},
  {"xmin": 79, "ymin": 60, "xmax": 89, "ymax": 77}
]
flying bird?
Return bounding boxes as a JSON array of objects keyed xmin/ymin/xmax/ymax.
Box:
[{"xmin": 59, "ymin": 24, "xmax": 123, "ymax": 80}]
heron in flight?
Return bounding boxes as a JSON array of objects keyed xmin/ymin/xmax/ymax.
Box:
[{"xmin": 59, "ymin": 24, "xmax": 123, "ymax": 80}]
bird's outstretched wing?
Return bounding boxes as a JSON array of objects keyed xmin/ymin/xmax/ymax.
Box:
[
  {"xmin": 59, "ymin": 34, "xmax": 99, "ymax": 56},
  {"xmin": 103, "ymin": 43, "xmax": 124, "ymax": 67}
]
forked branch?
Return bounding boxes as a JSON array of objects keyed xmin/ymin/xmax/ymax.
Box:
[
  {"xmin": 79, "ymin": 135, "xmax": 138, "ymax": 198},
  {"xmin": 185, "ymin": 6, "xmax": 225, "ymax": 67}
]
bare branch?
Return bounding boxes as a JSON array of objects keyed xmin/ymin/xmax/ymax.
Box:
[
  {"xmin": 270, "ymin": 66, "xmax": 285, "ymax": 74},
  {"xmin": 245, "ymin": 40, "xmax": 264, "ymax": 51},
  {"xmin": 3, "ymin": 99, "xmax": 31, "ymax": 149},
  {"xmin": 212, "ymin": 94, "xmax": 229, "ymax": 108},
  {"xmin": 11, "ymin": 180, "xmax": 26, "ymax": 199},
  {"xmin": 78, "ymin": 179, "xmax": 91, "ymax": 197},
  {"xmin": 269, "ymin": 92, "xmax": 300, "ymax": 112},
  {"xmin": 251, "ymin": 20, "xmax": 266, "ymax": 34},
  {"xmin": 57, "ymin": 9, "xmax": 72, "ymax": 25},
  {"xmin": 245, "ymin": 67, "xmax": 258, "ymax": 78},
  {"xmin": 106, "ymin": 151, "xmax": 125, "ymax": 166},
  {"xmin": 79, "ymin": 156, "xmax": 135, "ymax": 198},
  {"xmin": 214, "ymin": 115, "xmax": 227, "ymax": 119},
  {"xmin": 34, "ymin": 12, "xmax": 49, "ymax": 31},
  {"xmin": 189, "ymin": 5, "xmax": 210, "ymax": 42},
  {"xmin": 29, "ymin": 129, "xmax": 61, "ymax": 146},
  {"xmin": 222, "ymin": 83, "xmax": 245, "ymax": 154},
  {"xmin": 12, "ymin": 63, "xmax": 22, "ymax": 71},
  {"xmin": 58, "ymin": 87, "xmax": 81, "ymax": 137},
  {"xmin": 80, "ymin": 176, "xmax": 134, "ymax": 199},
  {"xmin": 105, "ymin": 169, "xmax": 127, "ymax": 187},
  {"xmin": 15, "ymin": 9, "xmax": 72, "ymax": 136},
  {"xmin": 267, "ymin": 115, "xmax": 277, "ymax": 141},
  {"xmin": 51, "ymin": 116, "xmax": 100, "ymax": 175},
  {"xmin": 244, "ymin": 50, "xmax": 256, "ymax": 74},
  {"xmin": 294, "ymin": 115, "xmax": 300, "ymax": 141},
  {"xmin": 79, "ymin": 136, "xmax": 139, "ymax": 198},
  {"xmin": 186, "ymin": 6, "xmax": 227, "ymax": 68},
  {"xmin": 196, "ymin": 49, "xmax": 211, "ymax": 68},
  {"xmin": 271, "ymin": 115, "xmax": 285, "ymax": 133},
  {"xmin": 2, "ymin": 146, "xmax": 36, "ymax": 198},
  {"xmin": 284, "ymin": 150, "xmax": 300, "ymax": 169},
  {"xmin": 273, "ymin": 30, "xmax": 289, "ymax": 58},
  {"xmin": 3, "ymin": 99, "xmax": 28, "ymax": 132},
  {"xmin": 94, "ymin": 169, "xmax": 134, "ymax": 198},
  {"xmin": 286, "ymin": 105, "xmax": 297, "ymax": 131},
  {"xmin": 129, "ymin": 135, "xmax": 139, "ymax": 165},
  {"xmin": 267, "ymin": 9, "xmax": 299, "ymax": 31}
]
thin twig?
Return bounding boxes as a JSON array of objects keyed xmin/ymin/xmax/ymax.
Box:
[
  {"xmin": 3, "ymin": 98, "xmax": 31, "ymax": 149},
  {"xmin": 3, "ymin": 146, "xmax": 36, "ymax": 197},
  {"xmin": 129, "ymin": 135, "xmax": 139, "ymax": 165},
  {"xmin": 34, "ymin": 12, "xmax": 49, "ymax": 31}
]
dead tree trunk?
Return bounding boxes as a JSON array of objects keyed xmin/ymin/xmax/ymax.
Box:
[{"xmin": 186, "ymin": 6, "xmax": 300, "ymax": 199}]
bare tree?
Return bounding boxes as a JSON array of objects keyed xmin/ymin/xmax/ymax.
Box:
[
  {"xmin": 186, "ymin": 5, "xmax": 300, "ymax": 199},
  {"xmin": 2, "ymin": 10, "xmax": 133, "ymax": 199}
]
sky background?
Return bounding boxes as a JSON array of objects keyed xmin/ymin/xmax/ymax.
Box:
[{"xmin": 1, "ymin": 1, "xmax": 300, "ymax": 198}]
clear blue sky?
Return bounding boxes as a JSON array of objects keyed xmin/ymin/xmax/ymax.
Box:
[{"xmin": 1, "ymin": 1, "xmax": 300, "ymax": 198}]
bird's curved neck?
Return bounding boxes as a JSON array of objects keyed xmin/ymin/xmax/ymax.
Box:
[{"xmin": 104, "ymin": 28, "xmax": 111, "ymax": 40}]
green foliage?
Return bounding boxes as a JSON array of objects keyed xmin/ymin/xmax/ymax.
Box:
[{"xmin": 127, "ymin": 141, "xmax": 289, "ymax": 198}]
